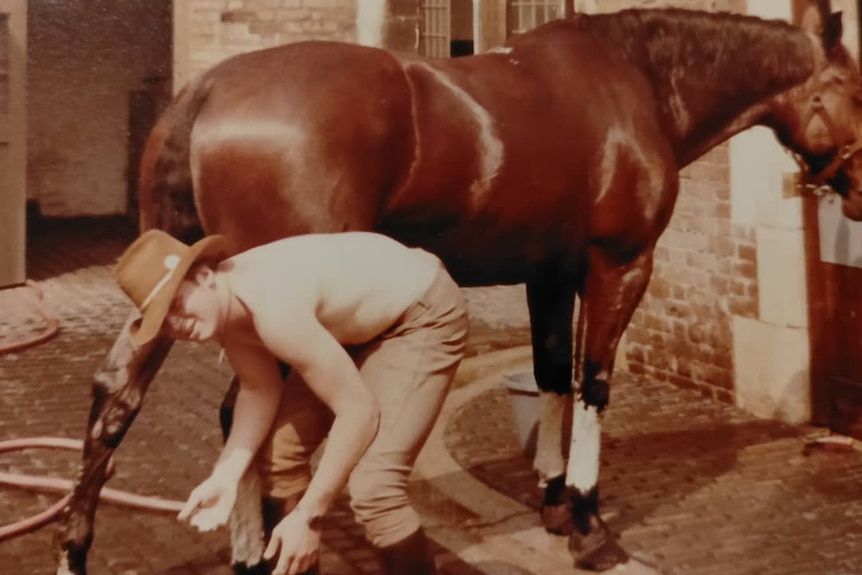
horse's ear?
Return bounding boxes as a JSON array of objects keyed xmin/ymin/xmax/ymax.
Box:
[
  {"xmin": 823, "ymin": 11, "xmax": 844, "ymax": 51},
  {"xmin": 800, "ymin": 3, "xmax": 844, "ymax": 53}
]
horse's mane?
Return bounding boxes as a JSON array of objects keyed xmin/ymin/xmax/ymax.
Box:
[{"xmin": 544, "ymin": 9, "xmax": 825, "ymax": 104}]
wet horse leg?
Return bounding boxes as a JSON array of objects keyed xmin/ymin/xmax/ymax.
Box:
[
  {"xmin": 525, "ymin": 272, "xmax": 578, "ymax": 534},
  {"xmin": 220, "ymin": 362, "xmax": 297, "ymax": 574},
  {"xmin": 565, "ymin": 248, "xmax": 653, "ymax": 571},
  {"xmin": 219, "ymin": 377, "xmax": 268, "ymax": 574},
  {"xmin": 55, "ymin": 314, "xmax": 173, "ymax": 575}
]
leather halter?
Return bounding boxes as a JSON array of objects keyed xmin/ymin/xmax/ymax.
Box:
[{"xmin": 790, "ymin": 94, "xmax": 862, "ymax": 197}]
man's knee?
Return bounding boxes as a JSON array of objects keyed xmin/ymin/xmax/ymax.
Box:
[
  {"xmin": 348, "ymin": 471, "xmax": 417, "ymax": 548},
  {"xmin": 351, "ymin": 501, "xmax": 420, "ymax": 548}
]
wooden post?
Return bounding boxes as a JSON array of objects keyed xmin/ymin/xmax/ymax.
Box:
[{"xmin": 0, "ymin": 0, "xmax": 27, "ymax": 287}]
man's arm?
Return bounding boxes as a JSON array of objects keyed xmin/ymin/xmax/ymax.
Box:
[
  {"xmin": 177, "ymin": 339, "xmax": 284, "ymax": 531},
  {"xmin": 213, "ymin": 340, "xmax": 285, "ymax": 484},
  {"xmin": 254, "ymin": 308, "xmax": 380, "ymax": 520}
]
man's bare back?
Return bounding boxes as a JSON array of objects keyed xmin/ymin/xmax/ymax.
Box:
[
  {"xmin": 224, "ymin": 232, "xmax": 441, "ymax": 345},
  {"xmin": 114, "ymin": 229, "xmax": 466, "ymax": 574}
]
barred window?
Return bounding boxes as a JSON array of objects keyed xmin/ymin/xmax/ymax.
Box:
[
  {"xmin": 508, "ymin": 0, "xmax": 562, "ymax": 36},
  {"xmin": 419, "ymin": 0, "xmax": 451, "ymax": 57}
]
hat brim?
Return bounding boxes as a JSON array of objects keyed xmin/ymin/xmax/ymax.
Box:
[{"xmin": 130, "ymin": 235, "xmax": 234, "ymax": 346}]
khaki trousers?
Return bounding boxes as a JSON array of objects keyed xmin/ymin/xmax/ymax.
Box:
[{"xmin": 255, "ymin": 264, "xmax": 468, "ymax": 547}]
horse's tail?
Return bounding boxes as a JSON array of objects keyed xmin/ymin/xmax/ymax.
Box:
[{"xmin": 137, "ymin": 74, "xmax": 213, "ymax": 242}]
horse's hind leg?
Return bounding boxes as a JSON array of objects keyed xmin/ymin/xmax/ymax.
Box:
[
  {"xmin": 525, "ymin": 273, "xmax": 577, "ymax": 535},
  {"xmin": 55, "ymin": 314, "xmax": 173, "ymax": 575},
  {"xmin": 565, "ymin": 248, "xmax": 653, "ymax": 571}
]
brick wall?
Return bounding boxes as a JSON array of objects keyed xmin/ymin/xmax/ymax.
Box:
[
  {"xmin": 28, "ymin": 0, "xmax": 172, "ymax": 216},
  {"xmin": 185, "ymin": 0, "xmax": 357, "ymax": 80},
  {"xmin": 386, "ymin": 0, "xmax": 421, "ymax": 52},
  {"xmin": 625, "ymin": 148, "xmax": 758, "ymax": 403},
  {"xmin": 590, "ymin": 0, "xmax": 755, "ymax": 403}
]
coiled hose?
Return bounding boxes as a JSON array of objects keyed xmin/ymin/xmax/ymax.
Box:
[
  {"xmin": 0, "ymin": 437, "xmax": 185, "ymax": 541},
  {"xmin": 0, "ymin": 282, "xmax": 185, "ymax": 541}
]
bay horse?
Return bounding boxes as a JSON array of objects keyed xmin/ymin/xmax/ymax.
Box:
[{"xmin": 56, "ymin": 3, "xmax": 862, "ymax": 573}]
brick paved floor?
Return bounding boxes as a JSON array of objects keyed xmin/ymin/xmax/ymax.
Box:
[
  {"xmin": 447, "ymin": 380, "xmax": 862, "ymax": 575},
  {"xmin": 0, "ymin": 218, "xmax": 528, "ymax": 575},
  {"xmin": 2, "ymin": 218, "xmax": 862, "ymax": 575}
]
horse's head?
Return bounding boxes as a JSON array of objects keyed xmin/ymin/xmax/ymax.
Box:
[{"xmin": 775, "ymin": 0, "xmax": 862, "ymax": 219}]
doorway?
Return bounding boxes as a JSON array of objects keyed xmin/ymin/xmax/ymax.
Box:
[
  {"xmin": 27, "ymin": 0, "xmax": 172, "ymax": 223},
  {"xmin": 420, "ymin": 0, "xmax": 475, "ymax": 57},
  {"xmin": 803, "ymin": 0, "xmax": 862, "ymax": 438}
]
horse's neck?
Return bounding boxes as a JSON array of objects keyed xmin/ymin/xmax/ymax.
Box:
[
  {"xmin": 666, "ymin": 49, "xmax": 814, "ymax": 166},
  {"xmin": 579, "ymin": 11, "xmax": 815, "ymax": 166}
]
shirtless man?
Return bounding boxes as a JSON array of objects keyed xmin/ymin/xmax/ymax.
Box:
[{"xmin": 113, "ymin": 229, "xmax": 469, "ymax": 575}]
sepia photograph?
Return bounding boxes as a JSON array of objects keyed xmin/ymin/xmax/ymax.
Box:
[{"xmin": 2, "ymin": 1, "xmax": 862, "ymax": 574}]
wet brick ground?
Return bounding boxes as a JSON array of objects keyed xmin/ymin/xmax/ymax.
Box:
[{"xmin": 2, "ymin": 218, "xmax": 862, "ymax": 575}]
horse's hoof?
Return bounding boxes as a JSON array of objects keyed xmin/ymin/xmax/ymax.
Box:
[
  {"xmin": 541, "ymin": 502, "xmax": 574, "ymax": 535},
  {"xmin": 569, "ymin": 529, "xmax": 629, "ymax": 572},
  {"xmin": 232, "ymin": 562, "xmax": 269, "ymax": 575},
  {"xmin": 541, "ymin": 475, "xmax": 573, "ymax": 534}
]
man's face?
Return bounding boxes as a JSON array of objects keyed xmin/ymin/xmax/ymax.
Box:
[{"xmin": 163, "ymin": 265, "xmax": 222, "ymax": 342}]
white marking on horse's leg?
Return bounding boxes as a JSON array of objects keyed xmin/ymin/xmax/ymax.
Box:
[
  {"xmin": 56, "ymin": 555, "xmax": 72, "ymax": 575},
  {"xmin": 533, "ymin": 391, "xmax": 567, "ymax": 486},
  {"xmin": 566, "ymin": 396, "xmax": 600, "ymax": 493},
  {"xmin": 417, "ymin": 64, "xmax": 504, "ymax": 200}
]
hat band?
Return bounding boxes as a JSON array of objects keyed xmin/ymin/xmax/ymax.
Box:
[{"xmin": 140, "ymin": 268, "xmax": 177, "ymax": 311}]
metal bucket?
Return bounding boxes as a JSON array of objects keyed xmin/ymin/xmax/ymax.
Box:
[
  {"xmin": 502, "ymin": 370, "xmax": 540, "ymax": 456},
  {"xmin": 502, "ymin": 370, "xmax": 573, "ymax": 458}
]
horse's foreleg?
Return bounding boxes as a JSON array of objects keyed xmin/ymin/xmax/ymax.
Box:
[
  {"xmin": 55, "ymin": 315, "xmax": 173, "ymax": 575},
  {"xmin": 566, "ymin": 249, "xmax": 653, "ymax": 571},
  {"xmin": 525, "ymin": 275, "xmax": 577, "ymax": 535}
]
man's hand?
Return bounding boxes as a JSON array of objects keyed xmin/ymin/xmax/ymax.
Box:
[
  {"xmin": 264, "ymin": 509, "xmax": 321, "ymax": 575},
  {"xmin": 177, "ymin": 474, "xmax": 238, "ymax": 532}
]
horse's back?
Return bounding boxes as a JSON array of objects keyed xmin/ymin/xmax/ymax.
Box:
[
  {"xmin": 162, "ymin": 31, "xmax": 672, "ymax": 283},
  {"xmin": 189, "ymin": 41, "xmax": 417, "ymax": 249}
]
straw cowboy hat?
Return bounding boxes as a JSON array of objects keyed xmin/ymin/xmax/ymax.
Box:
[{"xmin": 114, "ymin": 229, "xmax": 234, "ymax": 345}]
